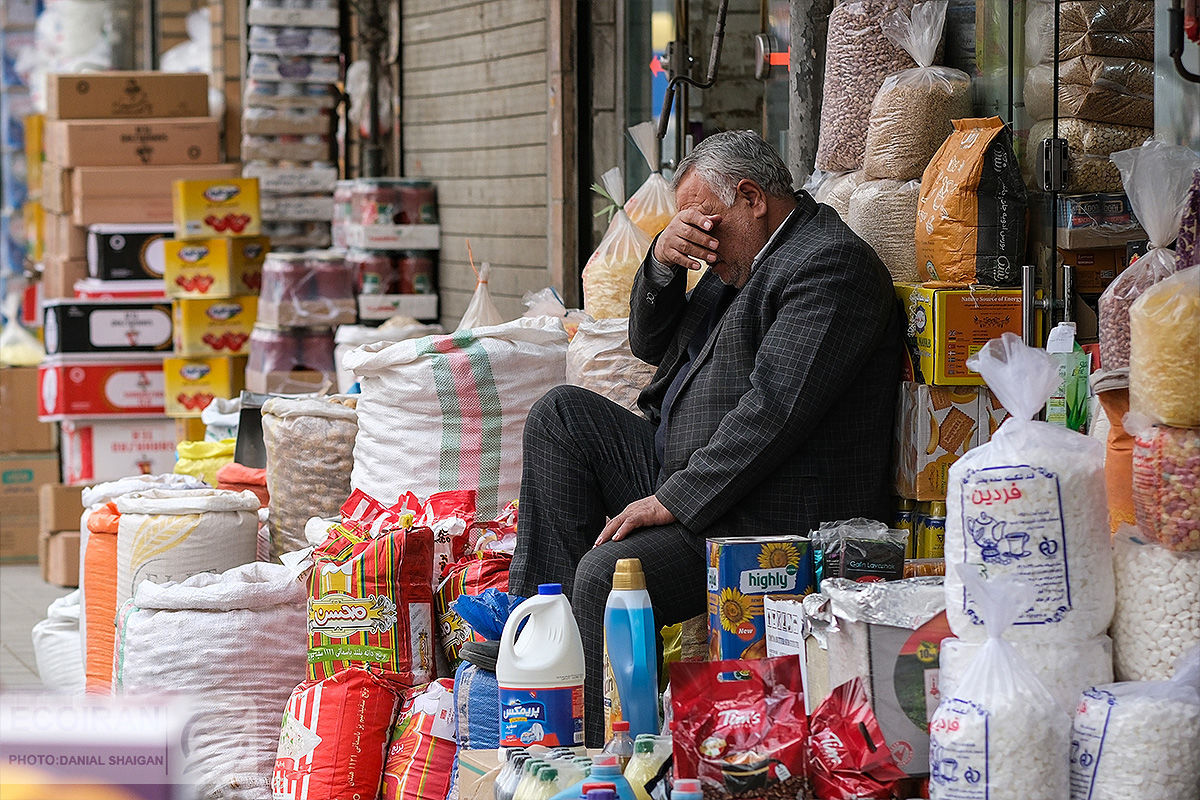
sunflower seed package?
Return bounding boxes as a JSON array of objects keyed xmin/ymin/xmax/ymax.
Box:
[{"xmin": 707, "ymin": 537, "xmax": 815, "ymax": 660}]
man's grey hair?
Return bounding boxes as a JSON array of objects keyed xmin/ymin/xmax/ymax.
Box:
[{"xmin": 669, "ymin": 130, "xmax": 794, "ymax": 206}]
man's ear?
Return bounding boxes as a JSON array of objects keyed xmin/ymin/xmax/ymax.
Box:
[{"xmin": 736, "ymin": 179, "xmax": 768, "ymax": 218}]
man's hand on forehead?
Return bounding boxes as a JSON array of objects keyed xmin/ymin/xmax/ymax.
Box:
[{"xmin": 654, "ymin": 207, "xmax": 723, "ymax": 270}]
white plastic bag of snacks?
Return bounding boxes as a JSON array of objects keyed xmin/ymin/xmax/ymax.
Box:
[
  {"xmin": 566, "ymin": 317, "xmax": 657, "ymax": 413},
  {"xmin": 262, "ymin": 395, "xmax": 358, "ymax": 561},
  {"xmin": 816, "ymin": 0, "xmax": 923, "ymax": 172},
  {"xmin": 1025, "ymin": 118, "xmax": 1150, "ymax": 193},
  {"xmin": 810, "ymin": 169, "xmax": 867, "ymax": 219},
  {"xmin": 939, "ymin": 634, "xmax": 1113, "ymax": 714},
  {"xmin": 1099, "ymin": 142, "xmax": 1200, "ymax": 369},
  {"xmin": 847, "ymin": 178, "xmax": 921, "ymax": 282},
  {"xmin": 862, "ymin": 1, "xmax": 972, "ymax": 181},
  {"xmin": 1110, "ymin": 526, "xmax": 1200, "ymax": 681},
  {"xmin": 945, "ymin": 334, "xmax": 1113, "ymax": 643},
  {"xmin": 1126, "ymin": 415, "xmax": 1200, "ymax": 551},
  {"xmin": 583, "ymin": 167, "xmax": 653, "ymax": 320},
  {"xmin": 1128, "ymin": 266, "xmax": 1200, "ymax": 427},
  {"xmin": 624, "ymin": 122, "xmax": 676, "ymax": 238},
  {"xmin": 1069, "ymin": 648, "xmax": 1200, "ymax": 800},
  {"xmin": 929, "ymin": 569, "xmax": 1070, "ymax": 800}
]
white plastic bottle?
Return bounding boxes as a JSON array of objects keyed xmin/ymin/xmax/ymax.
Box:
[{"xmin": 498, "ymin": 583, "xmax": 587, "ymax": 748}]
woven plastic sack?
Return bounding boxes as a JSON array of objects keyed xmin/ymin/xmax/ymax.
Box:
[
  {"xmin": 1128, "ymin": 266, "xmax": 1200, "ymax": 427},
  {"xmin": 862, "ymin": 1, "xmax": 972, "ymax": 181},
  {"xmin": 273, "ymin": 667, "xmax": 401, "ymax": 800},
  {"xmin": 1099, "ymin": 142, "xmax": 1200, "ymax": 369},
  {"xmin": 624, "ymin": 122, "xmax": 675, "ymax": 238},
  {"xmin": 114, "ymin": 562, "xmax": 308, "ymax": 799},
  {"xmin": 174, "ymin": 438, "xmax": 235, "ymax": 486},
  {"xmin": 217, "ymin": 462, "xmax": 269, "ymax": 508},
  {"xmin": 1127, "ymin": 416, "xmax": 1200, "ymax": 552},
  {"xmin": 346, "ymin": 317, "xmax": 569, "ymax": 519},
  {"xmin": 583, "ymin": 167, "xmax": 653, "ymax": 319},
  {"xmin": 436, "ymin": 552, "xmax": 510, "ymax": 669},
  {"xmin": 114, "ymin": 488, "xmax": 260, "ymax": 609},
  {"xmin": 945, "ymin": 335, "xmax": 1113, "ymax": 643},
  {"xmin": 382, "ymin": 679, "xmax": 458, "ymax": 800},
  {"xmin": 565, "ymin": 317, "xmax": 657, "ymax": 413},
  {"xmin": 847, "ymin": 178, "xmax": 921, "ymax": 282},
  {"xmin": 1069, "ymin": 649, "xmax": 1200, "ymax": 800},
  {"xmin": 31, "ymin": 591, "xmax": 84, "ymax": 694},
  {"xmin": 1095, "ymin": 383, "xmax": 1133, "ymax": 533},
  {"xmin": 83, "ymin": 503, "xmax": 120, "ymax": 694},
  {"xmin": 929, "ymin": 569, "xmax": 1071, "ymax": 800},
  {"xmin": 262, "ymin": 395, "xmax": 358, "ymax": 561}
]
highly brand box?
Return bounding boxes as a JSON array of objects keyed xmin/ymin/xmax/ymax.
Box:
[
  {"xmin": 39, "ymin": 483, "xmax": 84, "ymax": 534},
  {"xmin": 163, "ymin": 356, "xmax": 247, "ymax": 418},
  {"xmin": 1, "ymin": 452, "xmax": 59, "ymax": 561},
  {"xmin": 1, "ymin": 367, "xmax": 57, "ymax": 452},
  {"xmin": 164, "ymin": 236, "xmax": 268, "ymax": 298},
  {"xmin": 59, "ymin": 417, "xmax": 178, "ymax": 485},
  {"xmin": 46, "ymin": 118, "xmax": 221, "ymax": 168},
  {"xmin": 173, "ymin": 296, "xmax": 258, "ymax": 357},
  {"xmin": 895, "ymin": 284, "xmax": 1027, "ymax": 386},
  {"xmin": 39, "ymin": 530, "xmax": 81, "ymax": 586},
  {"xmin": 894, "ymin": 382, "xmax": 988, "ymax": 501},
  {"xmin": 172, "ymin": 177, "xmax": 261, "ymax": 239},
  {"xmin": 706, "ymin": 536, "xmax": 815, "ymax": 661},
  {"xmin": 46, "ymin": 72, "xmax": 209, "ymax": 120},
  {"xmin": 38, "ymin": 357, "xmax": 166, "ymax": 419},
  {"xmin": 43, "ymin": 299, "xmax": 174, "ymax": 355},
  {"xmin": 87, "ymin": 224, "xmax": 174, "ymax": 280}
]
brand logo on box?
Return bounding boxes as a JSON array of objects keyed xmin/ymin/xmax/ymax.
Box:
[
  {"xmin": 203, "ymin": 185, "xmax": 241, "ymax": 203},
  {"xmin": 308, "ymin": 592, "xmax": 398, "ymax": 638},
  {"xmin": 179, "ymin": 245, "xmax": 210, "ymax": 263},
  {"xmin": 205, "ymin": 303, "xmax": 244, "ymax": 321},
  {"xmin": 243, "ymin": 242, "xmax": 265, "ymax": 259},
  {"xmin": 740, "ymin": 566, "xmax": 797, "ymax": 594},
  {"xmin": 180, "ymin": 363, "xmax": 211, "ymax": 381},
  {"xmin": 1, "ymin": 468, "xmax": 34, "ymax": 485}
]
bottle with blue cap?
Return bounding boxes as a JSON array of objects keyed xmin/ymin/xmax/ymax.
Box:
[{"xmin": 497, "ymin": 583, "xmax": 587, "ymax": 748}]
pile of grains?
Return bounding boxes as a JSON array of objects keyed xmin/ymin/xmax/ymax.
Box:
[
  {"xmin": 846, "ymin": 178, "xmax": 921, "ymax": 282},
  {"xmin": 1129, "ymin": 267, "xmax": 1200, "ymax": 427},
  {"xmin": 862, "ymin": 68, "xmax": 971, "ymax": 180},
  {"xmin": 813, "ymin": 169, "xmax": 867, "ymax": 219},
  {"xmin": 1025, "ymin": 118, "xmax": 1151, "ymax": 193}
]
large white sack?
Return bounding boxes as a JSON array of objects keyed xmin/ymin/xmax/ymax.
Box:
[
  {"xmin": 114, "ymin": 562, "xmax": 308, "ymax": 800},
  {"xmin": 566, "ymin": 317, "xmax": 656, "ymax": 413},
  {"xmin": 115, "ymin": 488, "xmax": 260, "ymax": 609},
  {"xmin": 31, "ymin": 590, "xmax": 84, "ymax": 694},
  {"xmin": 346, "ymin": 316, "xmax": 569, "ymax": 518}
]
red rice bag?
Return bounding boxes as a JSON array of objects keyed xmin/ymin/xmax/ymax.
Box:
[
  {"xmin": 421, "ymin": 489, "xmax": 476, "ymax": 583},
  {"xmin": 382, "ymin": 678, "xmax": 458, "ymax": 800},
  {"xmin": 272, "ymin": 667, "xmax": 401, "ymax": 800},
  {"xmin": 435, "ymin": 551, "xmax": 511, "ymax": 667},
  {"xmin": 671, "ymin": 656, "xmax": 810, "ymax": 800},
  {"xmin": 808, "ymin": 678, "xmax": 907, "ymax": 800}
]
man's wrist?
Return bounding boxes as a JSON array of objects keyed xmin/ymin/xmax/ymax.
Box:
[{"xmin": 647, "ymin": 250, "xmax": 678, "ymax": 287}]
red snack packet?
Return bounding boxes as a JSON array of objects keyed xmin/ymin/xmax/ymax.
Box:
[
  {"xmin": 671, "ymin": 656, "xmax": 810, "ymax": 800},
  {"xmin": 435, "ymin": 551, "xmax": 511, "ymax": 667},
  {"xmin": 421, "ymin": 489, "xmax": 476, "ymax": 582},
  {"xmin": 808, "ymin": 678, "xmax": 907, "ymax": 800}
]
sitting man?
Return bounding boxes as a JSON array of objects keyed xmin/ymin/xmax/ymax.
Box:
[{"xmin": 510, "ymin": 130, "xmax": 901, "ymax": 746}]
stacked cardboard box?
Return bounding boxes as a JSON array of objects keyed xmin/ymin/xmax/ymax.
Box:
[
  {"xmin": 1, "ymin": 367, "xmax": 59, "ymax": 562},
  {"xmin": 38, "ymin": 483, "xmax": 83, "ymax": 586}
]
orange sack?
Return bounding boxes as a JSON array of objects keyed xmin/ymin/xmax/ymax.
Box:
[
  {"xmin": 1098, "ymin": 388, "xmax": 1134, "ymax": 533},
  {"xmin": 84, "ymin": 503, "xmax": 120, "ymax": 693}
]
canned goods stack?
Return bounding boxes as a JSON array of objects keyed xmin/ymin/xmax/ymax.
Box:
[{"xmin": 241, "ymin": 0, "xmax": 342, "ymax": 250}]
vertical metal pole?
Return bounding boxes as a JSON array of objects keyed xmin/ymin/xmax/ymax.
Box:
[{"xmin": 1022, "ymin": 263, "xmax": 1037, "ymax": 346}]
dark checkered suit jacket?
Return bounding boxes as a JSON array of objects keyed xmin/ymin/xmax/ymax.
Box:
[{"xmin": 631, "ymin": 190, "xmax": 901, "ymax": 542}]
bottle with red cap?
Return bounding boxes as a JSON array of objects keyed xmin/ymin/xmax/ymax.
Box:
[
  {"xmin": 549, "ymin": 755, "xmax": 637, "ymax": 800},
  {"xmin": 602, "ymin": 720, "xmax": 635, "ymax": 770},
  {"xmin": 671, "ymin": 779, "xmax": 702, "ymax": 800}
]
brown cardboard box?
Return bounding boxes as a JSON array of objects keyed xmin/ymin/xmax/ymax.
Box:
[
  {"xmin": 40, "ymin": 256, "xmax": 89, "ymax": 299},
  {"xmin": 0, "ymin": 368, "xmax": 57, "ymax": 452},
  {"xmin": 43, "ymin": 213, "xmax": 88, "ymax": 260},
  {"xmin": 245, "ymin": 369, "xmax": 330, "ymax": 395},
  {"xmin": 47, "ymin": 72, "xmax": 209, "ymax": 120},
  {"xmin": 1059, "ymin": 247, "xmax": 1130, "ymax": 296},
  {"xmin": 894, "ymin": 382, "xmax": 987, "ymax": 501},
  {"xmin": 39, "ymin": 531, "xmax": 81, "ymax": 587},
  {"xmin": 1, "ymin": 452, "xmax": 60, "ymax": 562},
  {"xmin": 43, "ymin": 162, "xmax": 73, "ymax": 215},
  {"xmin": 71, "ymin": 163, "xmax": 242, "ymax": 226},
  {"xmin": 46, "ymin": 118, "xmax": 221, "ymax": 168},
  {"xmin": 39, "ymin": 483, "xmax": 84, "ymax": 534}
]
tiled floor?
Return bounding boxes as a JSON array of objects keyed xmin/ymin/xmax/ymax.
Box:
[{"xmin": 0, "ymin": 563, "xmax": 73, "ymax": 691}]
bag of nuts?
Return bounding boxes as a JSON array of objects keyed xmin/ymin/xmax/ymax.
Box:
[
  {"xmin": 809, "ymin": 169, "xmax": 867, "ymax": 220},
  {"xmin": 1024, "ymin": 118, "xmax": 1150, "ymax": 193},
  {"xmin": 847, "ymin": 178, "xmax": 921, "ymax": 282},
  {"xmin": 862, "ymin": 0, "xmax": 972, "ymax": 181}
]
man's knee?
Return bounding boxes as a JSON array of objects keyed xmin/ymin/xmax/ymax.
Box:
[
  {"xmin": 525, "ymin": 385, "xmax": 595, "ymax": 445},
  {"xmin": 573, "ymin": 545, "xmax": 623, "ymax": 607}
]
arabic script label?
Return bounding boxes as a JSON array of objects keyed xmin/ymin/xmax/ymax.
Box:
[{"xmin": 929, "ymin": 699, "xmax": 990, "ymax": 800}]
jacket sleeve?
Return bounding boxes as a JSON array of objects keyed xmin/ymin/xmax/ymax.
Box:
[
  {"xmin": 655, "ymin": 247, "xmax": 896, "ymax": 532},
  {"xmin": 628, "ymin": 243, "xmax": 689, "ymax": 366}
]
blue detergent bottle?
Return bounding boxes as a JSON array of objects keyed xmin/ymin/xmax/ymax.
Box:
[
  {"xmin": 603, "ymin": 559, "xmax": 660, "ymax": 738},
  {"xmin": 671, "ymin": 779, "xmax": 703, "ymax": 800},
  {"xmin": 548, "ymin": 755, "xmax": 637, "ymax": 800}
]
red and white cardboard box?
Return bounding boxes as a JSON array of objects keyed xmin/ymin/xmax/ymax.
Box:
[
  {"xmin": 38, "ymin": 357, "xmax": 166, "ymax": 419},
  {"xmin": 60, "ymin": 417, "xmax": 178, "ymax": 485}
]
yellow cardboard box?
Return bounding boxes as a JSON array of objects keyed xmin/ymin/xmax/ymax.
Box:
[
  {"xmin": 172, "ymin": 296, "xmax": 258, "ymax": 357},
  {"xmin": 172, "ymin": 177, "xmax": 261, "ymax": 240},
  {"xmin": 164, "ymin": 236, "xmax": 269, "ymax": 298},
  {"xmin": 894, "ymin": 382, "xmax": 987, "ymax": 501},
  {"xmin": 163, "ymin": 356, "xmax": 247, "ymax": 418}
]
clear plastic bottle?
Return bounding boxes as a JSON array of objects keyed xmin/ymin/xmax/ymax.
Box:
[
  {"xmin": 532, "ymin": 768, "xmax": 561, "ymax": 800},
  {"xmin": 514, "ymin": 759, "xmax": 549, "ymax": 800},
  {"xmin": 603, "ymin": 721, "xmax": 635, "ymax": 770},
  {"xmin": 497, "ymin": 752, "xmax": 531, "ymax": 800},
  {"xmin": 671, "ymin": 779, "xmax": 703, "ymax": 800},
  {"xmin": 624, "ymin": 735, "xmax": 672, "ymax": 800}
]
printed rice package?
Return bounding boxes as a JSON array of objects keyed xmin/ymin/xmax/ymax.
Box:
[
  {"xmin": 273, "ymin": 667, "xmax": 401, "ymax": 800},
  {"xmin": 915, "ymin": 117, "xmax": 1028, "ymax": 287},
  {"xmin": 382, "ymin": 679, "xmax": 458, "ymax": 800},
  {"xmin": 436, "ymin": 552, "xmax": 511, "ymax": 669},
  {"xmin": 624, "ymin": 121, "xmax": 675, "ymax": 238},
  {"xmin": 307, "ymin": 504, "xmax": 435, "ymax": 685},
  {"xmin": 583, "ymin": 167, "xmax": 653, "ymax": 320}
]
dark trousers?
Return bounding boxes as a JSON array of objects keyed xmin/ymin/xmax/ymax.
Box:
[{"xmin": 508, "ymin": 386, "xmax": 707, "ymax": 747}]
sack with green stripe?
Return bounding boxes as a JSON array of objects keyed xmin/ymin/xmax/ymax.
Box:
[{"xmin": 345, "ymin": 316, "xmax": 570, "ymax": 520}]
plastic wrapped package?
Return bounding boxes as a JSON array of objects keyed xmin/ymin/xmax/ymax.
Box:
[
  {"xmin": 173, "ymin": 438, "xmax": 235, "ymax": 486},
  {"xmin": 1128, "ymin": 267, "xmax": 1200, "ymax": 427},
  {"xmin": 940, "ymin": 634, "xmax": 1113, "ymax": 714},
  {"xmin": 623, "ymin": 122, "xmax": 675, "ymax": 239},
  {"xmin": 1056, "ymin": 0, "xmax": 1156, "ymax": 60},
  {"xmin": 583, "ymin": 167, "xmax": 653, "ymax": 320},
  {"xmin": 812, "ymin": 519, "xmax": 909, "ymax": 584},
  {"xmin": 862, "ymin": 1, "xmax": 972, "ymax": 181},
  {"xmin": 1069, "ymin": 649, "xmax": 1200, "ymax": 800},
  {"xmin": 1025, "ymin": 118, "xmax": 1150, "ymax": 193},
  {"xmin": 565, "ymin": 317, "xmax": 657, "ymax": 413},
  {"xmin": 945, "ymin": 336, "xmax": 1113, "ymax": 643},
  {"xmin": 847, "ymin": 178, "xmax": 921, "ymax": 282},
  {"xmin": 929, "ymin": 570, "xmax": 1071, "ymax": 800},
  {"xmin": 1128, "ymin": 421, "xmax": 1200, "ymax": 553},
  {"xmin": 1177, "ymin": 168, "xmax": 1200, "ymax": 271},
  {"xmin": 1023, "ymin": 57, "xmax": 1154, "ymax": 127},
  {"xmin": 815, "ymin": 0, "xmax": 923, "ymax": 172},
  {"xmin": 1110, "ymin": 527, "xmax": 1200, "ymax": 681},
  {"xmin": 811, "ymin": 169, "xmax": 867, "ymax": 219}
]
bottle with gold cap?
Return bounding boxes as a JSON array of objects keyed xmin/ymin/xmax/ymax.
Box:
[{"xmin": 603, "ymin": 558, "xmax": 659, "ymax": 740}]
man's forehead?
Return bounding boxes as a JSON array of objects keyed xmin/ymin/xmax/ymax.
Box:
[{"xmin": 675, "ymin": 172, "xmax": 722, "ymax": 207}]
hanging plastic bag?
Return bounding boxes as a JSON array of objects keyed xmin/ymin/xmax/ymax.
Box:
[
  {"xmin": 945, "ymin": 334, "xmax": 1113, "ymax": 643},
  {"xmin": 1128, "ymin": 265, "xmax": 1200, "ymax": 427},
  {"xmin": 1099, "ymin": 141, "xmax": 1200, "ymax": 370},
  {"xmin": 929, "ymin": 568, "xmax": 1070, "ymax": 800},
  {"xmin": 457, "ymin": 263, "xmax": 504, "ymax": 331},
  {"xmin": 1069, "ymin": 648, "xmax": 1200, "ymax": 800},
  {"xmin": 583, "ymin": 167, "xmax": 653, "ymax": 320},
  {"xmin": 624, "ymin": 122, "xmax": 676, "ymax": 238},
  {"xmin": 862, "ymin": 1, "xmax": 973, "ymax": 181}
]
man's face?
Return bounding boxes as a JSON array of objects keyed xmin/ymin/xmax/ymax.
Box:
[{"xmin": 674, "ymin": 171, "xmax": 768, "ymax": 288}]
